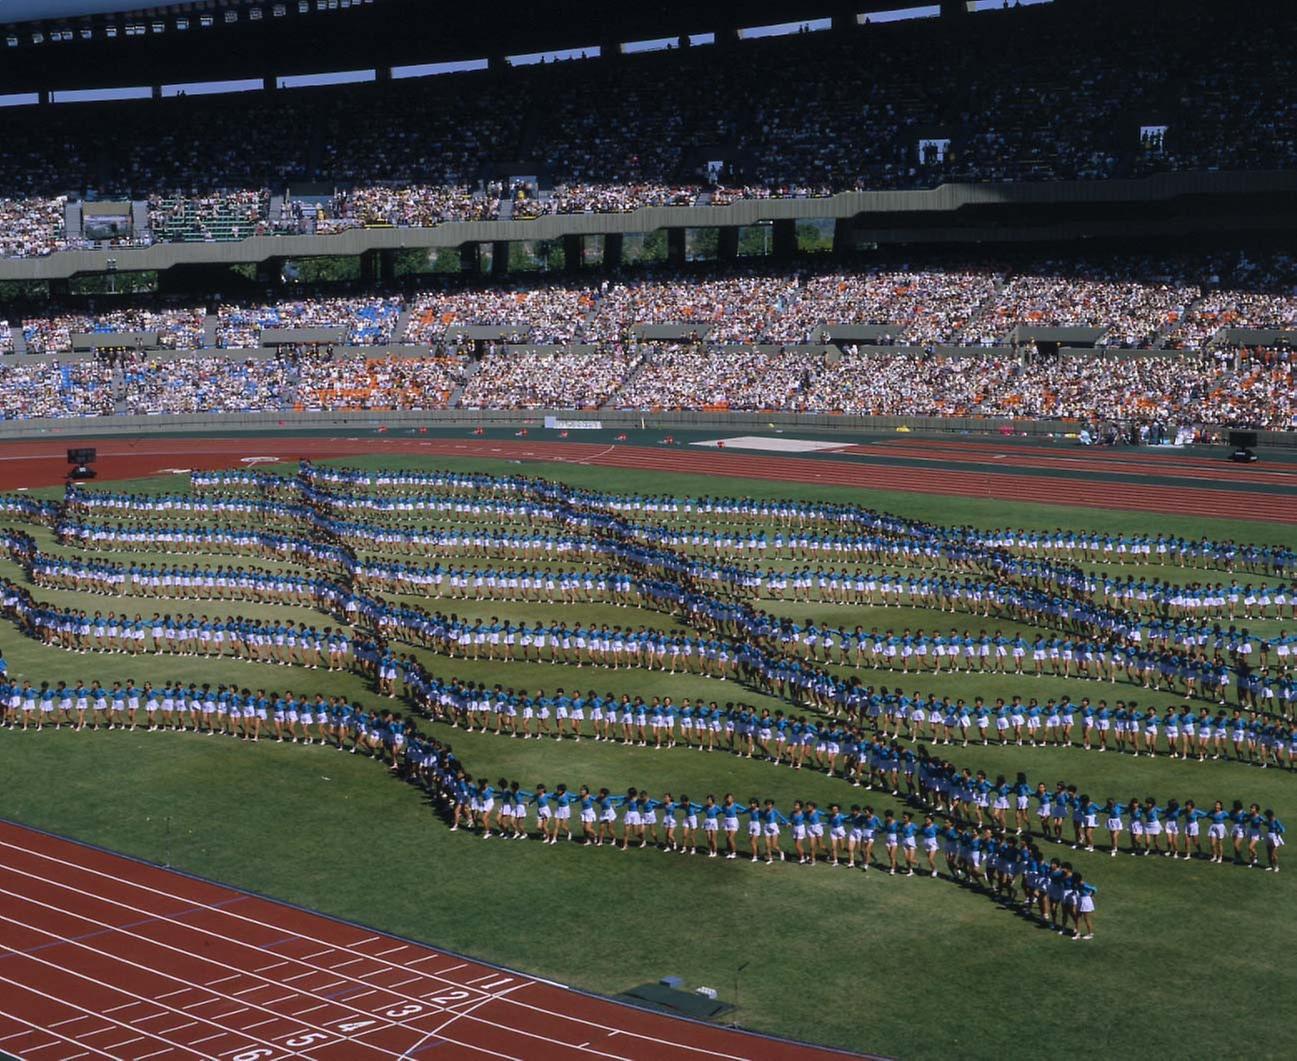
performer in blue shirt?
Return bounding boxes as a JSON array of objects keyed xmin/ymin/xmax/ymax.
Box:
[{"xmin": 1265, "ymin": 809, "xmax": 1285, "ymax": 872}]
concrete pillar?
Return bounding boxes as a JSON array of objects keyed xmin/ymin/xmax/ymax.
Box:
[
  {"xmin": 832, "ymin": 218, "xmax": 853, "ymax": 257},
  {"xmin": 491, "ymin": 241, "xmax": 510, "ymax": 278},
  {"xmin": 831, "ymin": 3, "xmax": 858, "ymax": 34},
  {"xmin": 603, "ymin": 233, "xmax": 624, "ymax": 270},
  {"xmin": 460, "ymin": 243, "xmax": 481, "ymax": 275},
  {"xmin": 718, "ymin": 226, "xmax": 739, "ymax": 261},
  {"xmin": 380, "ymin": 248, "xmax": 397, "ymax": 283},
  {"xmin": 255, "ymin": 257, "xmax": 283, "ymax": 287},
  {"xmin": 773, "ymin": 218, "xmax": 797, "ymax": 260},
  {"xmin": 667, "ymin": 228, "xmax": 686, "ymax": 268},
  {"xmin": 563, "ymin": 234, "xmax": 583, "ymax": 273},
  {"xmin": 359, "ymin": 250, "xmax": 379, "ymax": 285}
]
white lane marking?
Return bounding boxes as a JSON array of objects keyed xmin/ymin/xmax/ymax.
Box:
[{"xmin": 1, "ymin": 837, "xmax": 752, "ymax": 1060}]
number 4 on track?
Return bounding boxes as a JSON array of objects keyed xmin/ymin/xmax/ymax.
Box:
[{"xmin": 333, "ymin": 1018, "xmax": 379, "ymax": 1033}]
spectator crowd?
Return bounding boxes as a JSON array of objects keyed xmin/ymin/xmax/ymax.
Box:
[
  {"xmin": 0, "ymin": 360, "xmax": 115, "ymax": 419},
  {"xmin": 458, "ymin": 346, "xmax": 640, "ymax": 409},
  {"xmin": 0, "ymin": 249, "xmax": 1292, "ymax": 428},
  {"xmin": 4, "ymin": 252, "xmax": 1297, "ymax": 352},
  {"xmin": 0, "ymin": 1, "xmax": 1293, "ymax": 257},
  {"xmin": 789, "ymin": 349, "xmax": 1297, "ymax": 428},
  {"xmin": 22, "ymin": 307, "xmax": 205, "ymax": 355},
  {"xmin": 307, "ymin": 186, "xmax": 500, "ymax": 233},
  {"xmin": 0, "ymin": 197, "xmax": 68, "ymax": 259},
  {"xmin": 296, "ymin": 354, "xmax": 466, "ymax": 411},
  {"xmin": 121, "ymin": 355, "xmax": 297, "ymax": 415},
  {"xmin": 216, "ymin": 296, "xmax": 403, "ymax": 348},
  {"xmin": 146, "ymin": 191, "xmax": 269, "ymax": 244},
  {"xmin": 0, "ymin": 338, "xmax": 1291, "ymax": 428}
]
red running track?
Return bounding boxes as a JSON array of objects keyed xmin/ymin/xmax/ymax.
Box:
[
  {"xmin": 0, "ymin": 435, "xmax": 1292, "ymax": 523},
  {"xmin": 845, "ymin": 439, "xmax": 1297, "ymax": 487},
  {"xmin": 0, "ymin": 821, "xmax": 863, "ymax": 1061},
  {"xmin": 864, "ymin": 436, "xmax": 1297, "ymax": 476}
]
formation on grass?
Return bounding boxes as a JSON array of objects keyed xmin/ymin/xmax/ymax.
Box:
[{"xmin": 0, "ymin": 462, "xmax": 1291, "ymax": 941}]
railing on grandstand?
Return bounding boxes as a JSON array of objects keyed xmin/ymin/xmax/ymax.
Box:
[{"xmin": 0, "ymin": 408, "xmax": 1291, "ymax": 446}]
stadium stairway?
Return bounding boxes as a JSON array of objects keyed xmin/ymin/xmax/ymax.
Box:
[
  {"xmin": 605, "ymin": 347, "xmax": 655, "ymax": 405},
  {"xmin": 112, "ymin": 367, "xmax": 126, "ymax": 413},
  {"xmin": 268, "ymin": 193, "xmax": 286, "ymax": 228},
  {"xmin": 966, "ymin": 275, "xmax": 1010, "ymax": 335},
  {"xmin": 305, "ymin": 115, "xmax": 325, "ymax": 179},
  {"xmin": 10, "ymin": 328, "xmax": 27, "ymax": 356},
  {"xmin": 93, "ymin": 139, "xmax": 113, "ymax": 192},
  {"xmin": 130, "ymin": 200, "xmax": 149, "ymax": 237},
  {"xmin": 448, "ymin": 357, "xmax": 483, "ymax": 407},
  {"xmin": 201, "ymin": 313, "xmax": 220, "ymax": 349},
  {"xmin": 392, "ymin": 305, "xmax": 415, "ymax": 343},
  {"xmin": 513, "ymin": 102, "xmax": 545, "ymax": 162},
  {"xmin": 282, "ymin": 360, "xmax": 304, "ymax": 409},
  {"xmin": 1156, "ymin": 293, "xmax": 1204, "ymax": 347},
  {"xmin": 497, "ymin": 197, "xmax": 514, "ymax": 221},
  {"xmin": 63, "ymin": 200, "xmax": 81, "ymax": 242}
]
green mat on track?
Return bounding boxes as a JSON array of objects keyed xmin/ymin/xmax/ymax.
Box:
[{"xmin": 620, "ymin": 983, "xmax": 734, "ymax": 1021}]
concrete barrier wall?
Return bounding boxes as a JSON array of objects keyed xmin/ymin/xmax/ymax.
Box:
[
  {"xmin": 6, "ymin": 169, "xmax": 1294, "ymax": 281},
  {"xmin": 0, "ymin": 409, "xmax": 1291, "ymax": 447}
]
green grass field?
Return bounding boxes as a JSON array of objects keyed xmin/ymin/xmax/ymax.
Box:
[{"xmin": 0, "ymin": 455, "xmax": 1293, "ymax": 1060}]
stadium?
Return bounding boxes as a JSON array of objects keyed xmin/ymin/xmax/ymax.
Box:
[{"xmin": 0, "ymin": 0, "xmax": 1294, "ymax": 1058}]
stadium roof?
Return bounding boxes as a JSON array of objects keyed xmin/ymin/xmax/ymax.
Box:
[
  {"xmin": 0, "ymin": 2, "xmax": 172, "ymax": 20},
  {"xmin": 0, "ymin": 0, "xmax": 980, "ymax": 93}
]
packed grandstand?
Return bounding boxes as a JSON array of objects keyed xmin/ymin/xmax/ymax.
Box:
[
  {"xmin": 0, "ymin": 0, "xmax": 1293, "ymax": 255},
  {"xmin": 0, "ymin": 253, "xmax": 1294, "ymax": 428},
  {"xmin": 0, "ymin": 0, "xmax": 1293, "ymax": 434}
]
